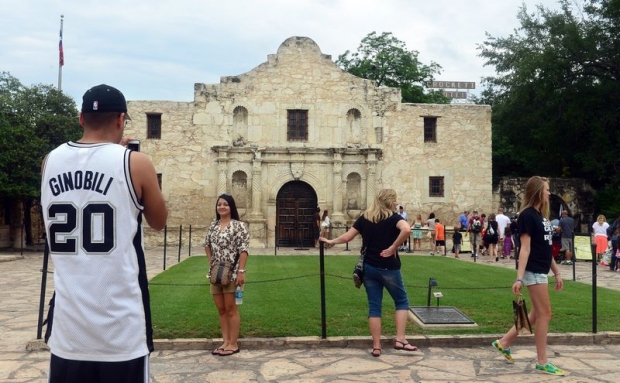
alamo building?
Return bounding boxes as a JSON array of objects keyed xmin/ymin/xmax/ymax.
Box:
[{"xmin": 124, "ymin": 36, "xmax": 492, "ymax": 248}]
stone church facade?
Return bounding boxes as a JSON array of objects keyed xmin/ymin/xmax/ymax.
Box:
[{"xmin": 124, "ymin": 36, "xmax": 492, "ymax": 248}]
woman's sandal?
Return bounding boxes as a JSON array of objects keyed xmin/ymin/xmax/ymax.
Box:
[
  {"xmin": 394, "ymin": 340, "xmax": 418, "ymax": 352},
  {"xmin": 370, "ymin": 348, "xmax": 382, "ymax": 357},
  {"xmin": 211, "ymin": 347, "xmax": 224, "ymax": 355}
]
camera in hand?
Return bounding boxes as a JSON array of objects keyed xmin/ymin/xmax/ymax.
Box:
[{"xmin": 127, "ymin": 140, "xmax": 140, "ymax": 152}]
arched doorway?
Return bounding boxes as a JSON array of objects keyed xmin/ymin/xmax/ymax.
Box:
[{"xmin": 276, "ymin": 181, "xmax": 318, "ymax": 247}]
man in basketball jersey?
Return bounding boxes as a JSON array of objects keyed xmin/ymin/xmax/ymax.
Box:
[{"xmin": 41, "ymin": 84, "xmax": 168, "ymax": 383}]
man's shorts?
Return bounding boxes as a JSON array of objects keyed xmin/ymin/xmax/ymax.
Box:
[
  {"xmin": 435, "ymin": 240, "xmax": 446, "ymax": 246},
  {"xmin": 561, "ymin": 238, "xmax": 573, "ymax": 252},
  {"xmin": 49, "ymin": 354, "xmax": 149, "ymax": 383}
]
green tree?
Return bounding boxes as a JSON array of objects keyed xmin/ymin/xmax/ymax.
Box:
[
  {"xmin": 336, "ymin": 32, "xmax": 450, "ymax": 103},
  {"xmin": 0, "ymin": 72, "xmax": 81, "ymax": 244},
  {"xmin": 477, "ymin": 0, "xmax": 620, "ymax": 202}
]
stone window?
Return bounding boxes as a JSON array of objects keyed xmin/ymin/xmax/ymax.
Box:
[
  {"xmin": 147, "ymin": 113, "xmax": 162, "ymax": 139},
  {"xmin": 287, "ymin": 110, "xmax": 308, "ymax": 141},
  {"xmin": 423, "ymin": 117, "xmax": 437, "ymax": 143},
  {"xmin": 429, "ymin": 176, "xmax": 444, "ymax": 197}
]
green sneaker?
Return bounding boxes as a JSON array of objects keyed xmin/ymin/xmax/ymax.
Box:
[
  {"xmin": 491, "ymin": 340, "xmax": 514, "ymax": 363},
  {"xmin": 535, "ymin": 361, "xmax": 565, "ymax": 376}
]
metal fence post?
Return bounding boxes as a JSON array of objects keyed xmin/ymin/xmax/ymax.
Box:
[{"xmin": 163, "ymin": 225, "xmax": 167, "ymax": 270}]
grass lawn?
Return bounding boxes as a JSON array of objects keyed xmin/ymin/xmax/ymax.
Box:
[{"xmin": 149, "ymin": 255, "xmax": 619, "ymax": 339}]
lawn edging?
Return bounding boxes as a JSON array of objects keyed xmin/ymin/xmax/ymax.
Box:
[{"xmin": 151, "ymin": 331, "xmax": 620, "ymax": 351}]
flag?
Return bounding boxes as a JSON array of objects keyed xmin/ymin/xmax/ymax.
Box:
[{"xmin": 59, "ymin": 28, "xmax": 64, "ymax": 66}]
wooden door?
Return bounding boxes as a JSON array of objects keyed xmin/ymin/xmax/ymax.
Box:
[{"xmin": 276, "ymin": 181, "xmax": 317, "ymax": 247}]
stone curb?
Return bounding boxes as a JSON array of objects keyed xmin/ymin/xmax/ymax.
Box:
[{"xmin": 25, "ymin": 332, "xmax": 620, "ymax": 352}]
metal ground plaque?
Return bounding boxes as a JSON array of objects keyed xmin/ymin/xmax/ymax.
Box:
[{"xmin": 410, "ymin": 306, "xmax": 475, "ymax": 324}]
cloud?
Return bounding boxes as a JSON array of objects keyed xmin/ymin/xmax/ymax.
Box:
[{"xmin": 0, "ymin": 0, "xmax": 563, "ymax": 102}]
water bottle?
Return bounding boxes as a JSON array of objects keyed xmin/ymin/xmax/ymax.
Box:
[{"xmin": 235, "ymin": 286, "xmax": 243, "ymax": 305}]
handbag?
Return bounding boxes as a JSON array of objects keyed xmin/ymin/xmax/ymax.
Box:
[
  {"xmin": 207, "ymin": 220, "xmax": 240, "ymax": 286},
  {"xmin": 353, "ymin": 246, "xmax": 366, "ymax": 289},
  {"xmin": 209, "ymin": 258, "xmax": 235, "ymax": 286},
  {"xmin": 512, "ymin": 295, "xmax": 532, "ymax": 335}
]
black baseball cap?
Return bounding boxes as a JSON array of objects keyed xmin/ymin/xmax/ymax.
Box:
[{"xmin": 81, "ymin": 84, "xmax": 131, "ymax": 120}]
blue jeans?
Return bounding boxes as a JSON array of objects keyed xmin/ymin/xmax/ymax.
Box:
[{"xmin": 363, "ymin": 263, "xmax": 410, "ymax": 317}]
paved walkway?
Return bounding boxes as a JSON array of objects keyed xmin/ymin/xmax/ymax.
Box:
[{"xmin": 1, "ymin": 247, "xmax": 619, "ymax": 382}]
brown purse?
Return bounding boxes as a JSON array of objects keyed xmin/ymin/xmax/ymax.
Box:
[
  {"xmin": 210, "ymin": 258, "xmax": 235, "ymax": 286},
  {"xmin": 513, "ymin": 295, "xmax": 532, "ymax": 335}
]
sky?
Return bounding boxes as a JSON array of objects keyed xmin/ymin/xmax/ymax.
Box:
[{"xmin": 0, "ymin": 0, "xmax": 564, "ymax": 105}]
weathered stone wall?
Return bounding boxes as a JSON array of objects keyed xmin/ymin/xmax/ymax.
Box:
[
  {"xmin": 496, "ymin": 177, "xmax": 596, "ymax": 233},
  {"xmin": 124, "ymin": 36, "xmax": 493, "ymax": 247}
]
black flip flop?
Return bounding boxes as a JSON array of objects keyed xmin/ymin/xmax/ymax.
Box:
[
  {"xmin": 219, "ymin": 348, "xmax": 240, "ymax": 356},
  {"xmin": 370, "ymin": 348, "xmax": 381, "ymax": 357},
  {"xmin": 394, "ymin": 340, "xmax": 418, "ymax": 352}
]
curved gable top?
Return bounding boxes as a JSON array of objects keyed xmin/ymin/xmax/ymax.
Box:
[{"xmin": 277, "ymin": 36, "xmax": 324, "ymax": 57}]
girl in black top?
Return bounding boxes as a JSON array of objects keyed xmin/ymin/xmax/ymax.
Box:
[
  {"xmin": 319, "ymin": 189, "xmax": 414, "ymax": 357},
  {"xmin": 492, "ymin": 176, "xmax": 565, "ymax": 376}
]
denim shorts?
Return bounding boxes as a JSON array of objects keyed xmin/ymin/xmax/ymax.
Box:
[
  {"xmin": 363, "ymin": 263, "xmax": 410, "ymax": 317},
  {"xmin": 522, "ymin": 270, "xmax": 548, "ymax": 286}
]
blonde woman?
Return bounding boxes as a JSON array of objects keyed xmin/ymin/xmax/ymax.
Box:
[
  {"xmin": 492, "ymin": 176, "xmax": 565, "ymax": 376},
  {"xmin": 592, "ymin": 214, "xmax": 609, "ymax": 262},
  {"xmin": 319, "ymin": 189, "xmax": 415, "ymax": 357}
]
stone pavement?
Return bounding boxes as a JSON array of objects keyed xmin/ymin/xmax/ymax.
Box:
[{"xmin": 1, "ymin": 247, "xmax": 619, "ymax": 382}]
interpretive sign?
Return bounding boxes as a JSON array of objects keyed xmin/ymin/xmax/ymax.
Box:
[
  {"xmin": 573, "ymin": 233, "xmax": 593, "ymax": 261},
  {"xmin": 410, "ymin": 306, "xmax": 475, "ymax": 324}
]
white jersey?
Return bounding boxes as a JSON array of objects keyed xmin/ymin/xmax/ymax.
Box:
[{"xmin": 41, "ymin": 142, "xmax": 152, "ymax": 362}]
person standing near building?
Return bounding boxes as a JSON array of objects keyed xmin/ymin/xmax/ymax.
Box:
[
  {"xmin": 205, "ymin": 193, "xmax": 249, "ymax": 356},
  {"xmin": 496, "ymin": 208, "xmax": 511, "ymax": 258},
  {"xmin": 313, "ymin": 207, "xmax": 321, "ymax": 248},
  {"xmin": 458, "ymin": 210, "xmax": 470, "ymax": 232},
  {"xmin": 319, "ymin": 189, "xmax": 416, "ymax": 357},
  {"xmin": 558, "ymin": 210, "xmax": 575, "ymax": 265},
  {"xmin": 435, "ymin": 218, "xmax": 445, "ymax": 256},
  {"xmin": 452, "ymin": 227, "xmax": 462, "ymax": 258},
  {"xmin": 485, "ymin": 213, "xmax": 500, "ymax": 262},
  {"xmin": 41, "ymin": 84, "xmax": 168, "ymax": 382},
  {"xmin": 411, "ymin": 214, "xmax": 423, "ymax": 252},
  {"xmin": 592, "ymin": 214, "xmax": 609, "ymax": 263},
  {"xmin": 427, "ymin": 212, "xmax": 436, "ymax": 255},
  {"xmin": 468, "ymin": 210, "xmax": 483, "ymax": 258},
  {"xmin": 492, "ymin": 176, "xmax": 565, "ymax": 376},
  {"xmin": 320, "ymin": 209, "xmax": 331, "ymax": 239},
  {"xmin": 398, "ymin": 206, "xmax": 409, "ymax": 251}
]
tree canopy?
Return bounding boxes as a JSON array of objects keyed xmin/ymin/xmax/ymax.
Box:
[
  {"xmin": 0, "ymin": 72, "xmax": 81, "ymax": 200},
  {"xmin": 336, "ymin": 32, "xmax": 450, "ymax": 104},
  {"xmin": 476, "ymin": 0, "xmax": 620, "ymax": 213}
]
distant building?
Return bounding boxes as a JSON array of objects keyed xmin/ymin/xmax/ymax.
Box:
[{"xmin": 124, "ymin": 36, "xmax": 492, "ymax": 248}]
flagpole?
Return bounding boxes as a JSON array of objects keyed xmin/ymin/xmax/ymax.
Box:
[{"xmin": 58, "ymin": 14, "xmax": 64, "ymax": 91}]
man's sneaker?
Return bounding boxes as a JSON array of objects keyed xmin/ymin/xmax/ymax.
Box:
[
  {"xmin": 429, "ymin": 252, "xmax": 434, "ymax": 256},
  {"xmin": 565, "ymin": 260, "xmax": 572, "ymax": 265},
  {"xmin": 535, "ymin": 361, "xmax": 565, "ymax": 376},
  {"xmin": 491, "ymin": 340, "xmax": 514, "ymax": 363}
]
